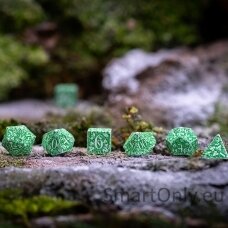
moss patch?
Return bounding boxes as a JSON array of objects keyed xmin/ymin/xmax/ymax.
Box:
[
  {"xmin": 0, "ymin": 154, "xmax": 25, "ymax": 168},
  {"xmin": 0, "ymin": 189, "xmax": 88, "ymax": 227},
  {"xmin": 209, "ymin": 104, "xmax": 228, "ymax": 138}
]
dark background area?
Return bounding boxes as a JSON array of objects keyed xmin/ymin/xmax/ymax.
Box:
[{"xmin": 0, "ymin": 0, "xmax": 227, "ymax": 101}]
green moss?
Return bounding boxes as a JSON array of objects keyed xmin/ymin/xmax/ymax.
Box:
[
  {"xmin": 0, "ymin": 35, "xmax": 48, "ymax": 100},
  {"xmin": 0, "ymin": 189, "xmax": 87, "ymax": 226},
  {"xmin": 0, "ymin": 154, "xmax": 25, "ymax": 168},
  {"xmin": 208, "ymin": 104, "xmax": 228, "ymax": 138},
  {"xmin": 25, "ymin": 109, "xmax": 112, "ymax": 147},
  {"xmin": 0, "ymin": 119, "xmax": 20, "ymax": 140},
  {"xmin": 112, "ymin": 106, "xmax": 162, "ymax": 150},
  {"xmin": 0, "ymin": 0, "xmax": 208, "ymax": 99}
]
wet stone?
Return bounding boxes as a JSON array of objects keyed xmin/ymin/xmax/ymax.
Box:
[
  {"xmin": 123, "ymin": 132, "xmax": 156, "ymax": 156},
  {"xmin": 42, "ymin": 129, "xmax": 75, "ymax": 156},
  {"xmin": 2, "ymin": 125, "xmax": 36, "ymax": 156},
  {"xmin": 54, "ymin": 83, "xmax": 78, "ymax": 108},
  {"xmin": 166, "ymin": 127, "xmax": 198, "ymax": 156},
  {"xmin": 87, "ymin": 128, "xmax": 112, "ymax": 155},
  {"xmin": 202, "ymin": 134, "xmax": 228, "ymax": 159}
]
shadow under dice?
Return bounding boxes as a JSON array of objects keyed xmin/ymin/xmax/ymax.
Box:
[{"xmin": 87, "ymin": 128, "xmax": 112, "ymax": 155}]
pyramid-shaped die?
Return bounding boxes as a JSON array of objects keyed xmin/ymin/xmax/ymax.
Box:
[
  {"xmin": 2, "ymin": 125, "xmax": 36, "ymax": 156},
  {"xmin": 202, "ymin": 134, "xmax": 228, "ymax": 159},
  {"xmin": 124, "ymin": 132, "xmax": 156, "ymax": 156}
]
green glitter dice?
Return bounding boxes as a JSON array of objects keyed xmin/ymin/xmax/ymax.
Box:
[
  {"xmin": 54, "ymin": 83, "xmax": 78, "ymax": 108},
  {"xmin": 2, "ymin": 125, "xmax": 36, "ymax": 156},
  {"xmin": 123, "ymin": 132, "xmax": 156, "ymax": 156},
  {"xmin": 202, "ymin": 134, "xmax": 228, "ymax": 159},
  {"xmin": 166, "ymin": 127, "xmax": 198, "ymax": 156},
  {"xmin": 42, "ymin": 129, "xmax": 75, "ymax": 156},
  {"xmin": 87, "ymin": 128, "xmax": 112, "ymax": 155}
]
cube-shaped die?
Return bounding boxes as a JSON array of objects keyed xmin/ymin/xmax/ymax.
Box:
[
  {"xmin": 54, "ymin": 83, "xmax": 78, "ymax": 108},
  {"xmin": 87, "ymin": 128, "xmax": 112, "ymax": 155}
]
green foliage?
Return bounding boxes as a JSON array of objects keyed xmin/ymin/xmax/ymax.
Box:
[
  {"xmin": 0, "ymin": 35, "xmax": 48, "ymax": 100},
  {"xmin": 0, "ymin": 0, "xmax": 45, "ymax": 32},
  {"xmin": 0, "ymin": 0, "xmax": 206, "ymax": 99},
  {"xmin": 0, "ymin": 189, "xmax": 81, "ymax": 226},
  {"xmin": 112, "ymin": 106, "xmax": 154, "ymax": 150}
]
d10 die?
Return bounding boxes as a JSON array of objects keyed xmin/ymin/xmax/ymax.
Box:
[
  {"xmin": 54, "ymin": 83, "xmax": 78, "ymax": 108},
  {"xmin": 202, "ymin": 134, "xmax": 228, "ymax": 159},
  {"xmin": 124, "ymin": 132, "xmax": 156, "ymax": 156},
  {"xmin": 42, "ymin": 129, "xmax": 75, "ymax": 156},
  {"xmin": 166, "ymin": 127, "xmax": 198, "ymax": 156},
  {"xmin": 2, "ymin": 125, "xmax": 36, "ymax": 156},
  {"xmin": 87, "ymin": 128, "xmax": 112, "ymax": 155}
]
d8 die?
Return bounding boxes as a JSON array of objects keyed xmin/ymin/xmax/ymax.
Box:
[
  {"xmin": 2, "ymin": 125, "xmax": 36, "ymax": 156},
  {"xmin": 166, "ymin": 127, "xmax": 198, "ymax": 156},
  {"xmin": 42, "ymin": 129, "xmax": 75, "ymax": 156},
  {"xmin": 87, "ymin": 128, "xmax": 112, "ymax": 155},
  {"xmin": 124, "ymin": 132, "xmax": 156, "ymax": 156},
  {"xmin": 54, "ymin": 83, "xmax": 78, "ymax": 108}
]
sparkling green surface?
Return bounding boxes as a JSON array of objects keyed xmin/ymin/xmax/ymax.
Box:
[
  {"xmin": 54, "ymin": 83, "xmax": 78, "ymax": 108},
  {"xmin": 202, "ymin": 134, "xmax": 228, "ymax": 159},
  {"xmin": 2, "ymin": 125, "xmax": 36, "ymax": 156},
  {"xmin": 166, "ymin": 127, "xmax": 198, "ymax": 156},
  {"xmin": 123, "ymin": 132, "xmax": 156, "ymax": 156},
  {"xmin": 87, "ymin": 128, "xmax": 112, "ymax": 155},
  {"xmin": 42, "ymin": 129, "xmax": 75, "ymax": 156}
]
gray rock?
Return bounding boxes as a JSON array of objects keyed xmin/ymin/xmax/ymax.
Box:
[
  {"xmin": 1, "ymin": 156, "xmax": 228, "ymax": 218},
  {"xmin": 103, "ymin": 41, "xmax": 228, "ymax": 126}
]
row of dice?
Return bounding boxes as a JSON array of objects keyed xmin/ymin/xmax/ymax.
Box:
[{"xmin": 1, "ymin": 125, "xmax": 227, "ymax": 159}]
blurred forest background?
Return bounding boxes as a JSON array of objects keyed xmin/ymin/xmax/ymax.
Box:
[{"xmin": 0, "ymin": 0, "xmax": 228, "ymax": 101}]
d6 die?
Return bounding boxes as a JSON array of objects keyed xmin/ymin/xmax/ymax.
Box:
[
  {"xmin": 54, "ymin": 83, "xmax": 78, "ymax": 108},
  {"xmin": 87, "ymin": 128, "xmax": 112, "ymax": 155}
]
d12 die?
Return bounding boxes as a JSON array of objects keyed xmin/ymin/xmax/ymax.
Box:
[
  {"xmin": 54, "ymin": 83, "xmax": 78, "ymax": 108},
  {"xmin": 42, "ymin": 129, "xmax": 75, "ymax": 156},
  {"xmin": 2, "ymin": 125, "xmax": 36, "ymax": 156},
  {"xmin": 124, "ymin": 132, "xmax": 156, "ymax": 156},
  {"xmin": 166, "ymin": 127, "xmax": 198, "ymax": 156},
  {"xmin": 87, "ymin": 128, "xmax": 112, "ymax": 155}
]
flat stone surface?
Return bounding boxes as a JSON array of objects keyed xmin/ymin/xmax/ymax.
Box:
[
  {"xmin": 0, "ymin": 151, "xmax": 227, "ymax": 217},
  {"xmin": 0, "ymin": 145, "xmax": 228, "ymax": 225},
  {"xmin": 0, "ymin": 99, "xmax": 97, "ymax": 121}
]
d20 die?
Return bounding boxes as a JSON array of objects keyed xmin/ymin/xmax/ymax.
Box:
[
  {"xmin": 54, "ymin": 83, "xmax": 78, "ymax": 108},
  {"xmin": 166, "ymin": 127, "xmax": 198, "ymax": 156},
  {"xmin": 202, "ymin": 134, "xmax": 228, "ymax": 159},
  {"xmin": 2, "ymin": 125, "xmax": 36, "ymax": 156},
  {"xmin": 42, "ymin": 129, "xmax": 75, "ymax": 156},
  {"xmin": 123, "ymin": 132, "xmax": 156, "ymax": 156},
  {"xmin": 87, "ymin": 128, "xmax": 112, "ymax": 155}
]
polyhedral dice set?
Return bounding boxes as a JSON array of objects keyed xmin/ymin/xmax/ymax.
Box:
[{"xmin": 1, "ymin": 125, "xmax": 227, "ymax": 159}]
